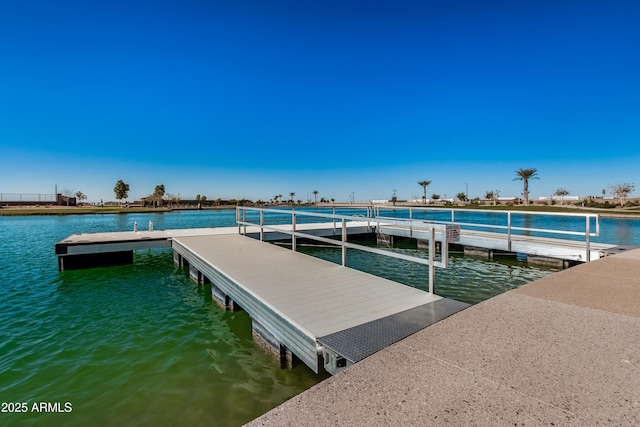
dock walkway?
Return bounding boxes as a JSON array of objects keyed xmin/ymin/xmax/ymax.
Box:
[
  {"xmin": 248, "ymin": 248, "xmax": 640, "ymax": 426},
  {"xmin": 172, "ymin": 234, "xmax": 468, "ymax": 374}
]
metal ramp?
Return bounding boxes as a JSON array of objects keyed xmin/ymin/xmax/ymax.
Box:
[{"xmin": 318, "ymin": 298, "xmax": 470, "ymax": 374}]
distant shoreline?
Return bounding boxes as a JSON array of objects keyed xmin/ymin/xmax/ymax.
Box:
[
  {"xmin": 1, "ymin": 204, "xmax": 639, "ymax": 218},
  {"xmin": 0, "ymin": 206, "xmax": 236, "ymax": 216}
]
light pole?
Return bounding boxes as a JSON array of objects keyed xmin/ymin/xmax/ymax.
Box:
[{"xmin": 465, "ymin": 183, "xmax": 469, "ymax": 200}]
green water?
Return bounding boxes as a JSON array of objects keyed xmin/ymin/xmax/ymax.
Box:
[{"xmin": 0, "ymin": 210, "xmax": 570, "ymax": 426}]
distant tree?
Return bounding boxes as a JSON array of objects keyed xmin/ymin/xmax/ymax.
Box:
[
  {"xmin": 514, "ymin": 168, "xmax": 539, "ymax": 206},
  {"xmin": 418, "ymin": 180, "xmax": 431, "ymax": 204},
  {"xmin": 114, "ymin": 180, "xmax": 130, "ymax": 206},
  {"xmin": 151, "ymin": 184, "xmax": 165, "ymax": 207},
  {"xmin": 391, "ymin": 195, "xmax": 398, "ymax": 206},
  {"xmin": 431, "ymin": 194, "xmax": 440, "ymax": 201},
  {"xmin": 289, "ymin": 192, "xmax": 295, "ymax": 204},
  {"xmin": 75, "ymin": 191, "xmax": 87, "ymax": 205},
  {"xmin": 312, "ymin": 190, "xmax": 319, "ymax": 205},
  {"xmin": 61, "ymin": 189, "xmax": 74, "ymax": 206},
  {"xmin": 554, "ymin": 188, "xmax": 570, "ymax": 204},
  {"xmin": 609, "ymin": 183, "xmax": 635, "ymax": 206},
  {"xmin": 456, "ymin": 192, "xmax": 468, "ymax": 203},
  {"xmin": 166, "ymin": 193, "xmax": 180, "ymax": 208},
  {"xmin": 485, "ymin": 190, "xmax": 500, "ymax": 206}
]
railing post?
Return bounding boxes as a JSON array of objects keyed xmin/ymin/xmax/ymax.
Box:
[
  {"xmin": 260, "ymin": 209, "xmax": 264, "ymax": 241},
  {"xmin": 428, "ymin": 227, "xmax": 435, "ymax": 294},
  {"xmin": 451, "ymin": 209, "xmax": 455, "ymax": 224},
  {"xmin": 409, "ymin": 207, "xmax": 413, "ymax": 221},
  {"xmin": 333, "ymin": 207, "xmax": 337, "ymax": 234},
  {"xmin": 243, "ymin": 208, "xmax": 247, "ymax": 235},
  {"xmin": 292, "ymin": 210, "xmax": 297, "ymax": 252},
  {"xmin": 586, "ymin": 216, "xmax": 591, "ymax": 262},
  {"xmin": 341, "ymin": 218, "xmax": 347, "ymax": 266},
  {"xmin": 237, "ymin": 208, "xmax": 241, "ymax": 234},
  {"xmin": 507, "ymin": 211, "xmax": 512, "ymax": 252}
]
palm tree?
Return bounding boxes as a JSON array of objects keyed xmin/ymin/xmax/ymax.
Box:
[
  {"xmin": 418, "ymin": 180, "xmax": 431, "ymax": 205},
  {"xmin": 289, "ymin": 192, "xmax": 295, "ymax": 204},
  {"xmin": 312, "ymin": 190, "xmax": 319, "ymax": 205},
  {"xmin": 513, "ymin": 168, "xmax": 539, "ymax": 206}
]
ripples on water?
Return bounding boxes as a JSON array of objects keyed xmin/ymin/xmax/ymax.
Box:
[
  {"xmin": 296, "ymin": 244, "xmax": 558, "ymax": 305},
  {"xmin": 2, "ymin": 209, "xmax": 613, "ymax": 426},
  {"xmin": 0, "ymin": 212, "xmax": 322, "ymax": 427}
]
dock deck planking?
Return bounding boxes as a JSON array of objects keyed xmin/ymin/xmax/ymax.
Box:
[{"xmin": 172, "ymin": 234, "xmax": 441, "ymax": 339}]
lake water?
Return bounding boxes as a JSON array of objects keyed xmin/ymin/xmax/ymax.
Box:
[{"xmin": 1, "ymin": 209, "xmax": 638, "ymax": 426}]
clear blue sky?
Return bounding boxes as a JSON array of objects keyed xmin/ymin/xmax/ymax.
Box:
[{"xmin": 1, "ymin": 0, "xmax": 639, "ymax": 203}]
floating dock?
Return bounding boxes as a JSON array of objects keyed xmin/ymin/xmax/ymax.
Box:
[
  {"xmin": 172, "ymin": 233, "xmax": 468, "ymax": 374},
  {"xmin": 54, "ymin": 208, "xmax": 635, "ymax": 375}
]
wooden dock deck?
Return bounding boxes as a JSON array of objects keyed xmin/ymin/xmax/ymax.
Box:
[{"xmin": 172, "ymin": 233, "xmax": 468, "ymax": 374}]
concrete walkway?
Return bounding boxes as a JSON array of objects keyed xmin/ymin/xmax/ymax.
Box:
[{"xmin": 247, "ymin": 249, "xmax": 640, "ymax": 426}]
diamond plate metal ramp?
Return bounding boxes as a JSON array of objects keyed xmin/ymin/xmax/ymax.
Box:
[{"xmin": 318, "ymin": 298, "xmax": 470, "ymax": 364}]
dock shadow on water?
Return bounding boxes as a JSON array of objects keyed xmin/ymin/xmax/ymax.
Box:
[{"xmin": 2, "ymin": 250, "xmax": 325, "ymax": 427}]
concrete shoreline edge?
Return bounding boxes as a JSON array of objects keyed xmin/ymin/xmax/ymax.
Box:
[{"xmin": 246, "ymin": 249, "xmax": 640, "ymax": 426}]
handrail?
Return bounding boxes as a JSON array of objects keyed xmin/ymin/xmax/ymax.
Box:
[
  {"xmin": 372, "ymin": 206, "xmax": 600, "ymax": 261},
  {"xmin": 236, "ymin": 206, "xmax": 450, "ymax": 294}
]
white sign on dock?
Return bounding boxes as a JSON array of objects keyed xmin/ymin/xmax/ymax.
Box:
[{"xmin": 446, "ymin": 225, "xmax": 461, "ymax": 242}]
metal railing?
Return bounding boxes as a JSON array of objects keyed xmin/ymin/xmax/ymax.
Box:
[
  {"xmin": 0, "ymin": 193, "xmax": 57, "ymax": 202},
  {"xmin": 236, "ymin": 206, "xmax": 451, "ymax": 294},
  {"xmin": 372, "ymin": 206, "xmax": 600, "ymax": 261}
]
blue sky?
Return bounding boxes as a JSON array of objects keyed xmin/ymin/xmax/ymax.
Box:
[{"xmin": 1, "ymin": 0, "xmax": 639, "ymax": 203}]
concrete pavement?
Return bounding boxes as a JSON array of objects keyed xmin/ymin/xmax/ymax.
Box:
[{"xmin": 247, "ymin": 249, "xmax": 640, "ymax": 426}]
